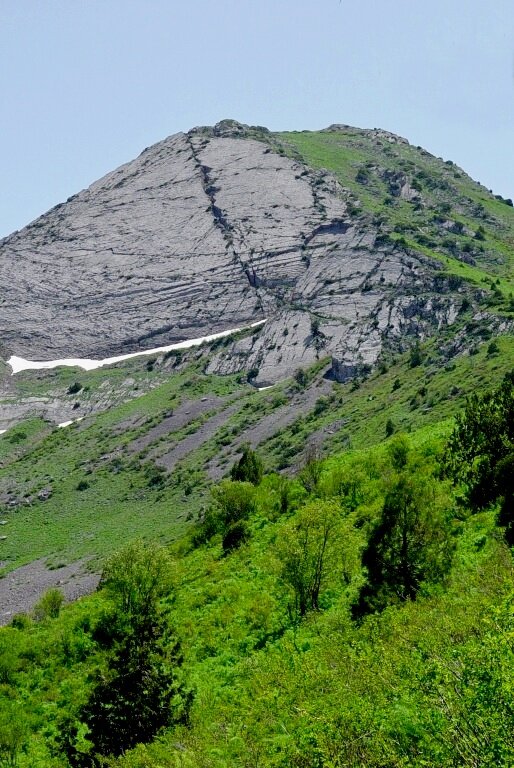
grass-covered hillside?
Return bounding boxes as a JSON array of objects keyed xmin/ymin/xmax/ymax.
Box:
[
  {"xmin": 277, "ymin": 127, "xmax": 514, "ymax": 302},
  {"xmin": 1, "ymin": 329, "xmax": 514, "ymax": 577},
  {"xmin": 0, "ymin": 369, "xmax": 513, "ymax": 767}
]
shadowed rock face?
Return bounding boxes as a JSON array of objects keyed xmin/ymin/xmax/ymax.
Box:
[{"xmin": 0, "ymin": 120, "xmax": 461, "ymax": 384}]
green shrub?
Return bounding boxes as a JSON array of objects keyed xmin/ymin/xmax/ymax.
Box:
[
  {"xmin": 230, "ymin": 446, "xmax": 263, "ymax": 485},
  {"xmin": 59, "ymin": 542, "xmax": 192, "ymax": 762},
  {"xmin": 294, "ymin": 368, "xmax": 308, "ymax": 388},
  {"xmin": 409, "ymin": 341, "xmax": 423, "ymax": 368},
  {"xmin": 9, "ymin": 613, "xmax": 31, "ymax": 630},
  {"xmin": 444, "ymin": 371, "xmax": 514, "ymax": 524},
  {"xmin": 222, "ymin": 519, "xmax": 250, "ymax": 553},
  {"xmin": 354, "ymin": 472, "xmax": 453, "ymax": 616},
  {"xmin": 385, "ymin": 419, "xmax": 395, "ymax": 437},
  {"xmin": 7, "ymin": 430, "xmax": 27, "ymax": 444},
  {"xmin": 276, "ymin": 501, "xmax": 341, "ymax": 617},
  {"xmin": 202, "ymin": 481, "xmax": 257, "ymax": 541},
  {"xmin": 33, "ymin": 588, "xmax": 64, "ymax": 620}
]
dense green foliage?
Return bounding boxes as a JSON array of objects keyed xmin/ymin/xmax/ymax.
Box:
[
  {"xmin": 445, "ymin": 372, "xmax": 514, "ymax": 544},
  {"xmin": 0, "ymin": 395, "xmax": 513, "ymax": 765},
  {"xmin": 57, "ymin": 543, "xmax": 192, "ymax": 765},
  {"xmin": 277, "ymin": 500, "xmax": 341, "ymax": 617},
  {"xmin": 354, "ymin": 468, "xmax": 454, "ymax": 615},
  {"xmin": 230, "ymin": 445, "xmax": 264, "ymax": 485}
]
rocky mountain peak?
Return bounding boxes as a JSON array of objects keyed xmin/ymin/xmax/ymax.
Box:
[
  {"xmin": 189, "ymin": 119, "xmax": 271, "ymax": 140},
  {"xmin": 1, "ymin": 121, "xmax": 508, "ymax": 384}
]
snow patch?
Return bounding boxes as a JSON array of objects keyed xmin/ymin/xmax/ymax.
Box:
[
  {"xmin": 7, "ymin": 321, "xmax": 266, "ymax": 375},
  {"xmin": 57, "ymin": 418, "xmax": 84, "ymax": 429}
]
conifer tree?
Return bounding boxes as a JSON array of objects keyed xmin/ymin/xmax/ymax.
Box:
[{"xmin": 59, "ymin": 542, "xmax": 192, "ymax": 765}]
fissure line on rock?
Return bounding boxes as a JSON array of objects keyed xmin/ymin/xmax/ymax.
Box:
[{"xmin": 185, "ymin": 134, "xmax": 267, "ymax": 318}]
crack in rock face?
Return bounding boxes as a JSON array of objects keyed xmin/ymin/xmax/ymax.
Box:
[{"xmin": 0, "ymin": 121, "xmax": 463, "ymax": 383}]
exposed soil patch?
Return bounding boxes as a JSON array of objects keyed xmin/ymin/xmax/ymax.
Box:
[
  {"xmin": 304, "ymin": 418, "xmax": 351, "ymax": 449},
  {"xmin": 155, "ymin": 402, "xmax": 241, "ymax": 472},
  {"xmin": 207, "ymin": 378, "xmax": 334, "ymax": 479},
  {"xmin": 0, "ymin": 558, "xmax": 99, "ymax": 625},
  {"xmin": 110, "ymin": 413, "xmax": 149, "ymax": 436},
  {"xmin": 128, "ymin": 395, "xmax": 227, "ymax": 455}
]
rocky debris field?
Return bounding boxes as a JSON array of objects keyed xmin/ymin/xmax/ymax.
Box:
[{"xmin": 0, "ymin": 558, "xmax": 99, "ymax": 625}]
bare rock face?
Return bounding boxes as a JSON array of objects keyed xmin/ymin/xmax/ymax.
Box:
[{"xmin": 0, "ymin": 120, "xmax": 463, "ymax": 384}]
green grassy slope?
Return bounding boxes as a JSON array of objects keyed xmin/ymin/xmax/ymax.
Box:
[
  {"xmin": 1, "ymin": 329, "xmax": 513, "ymax": 574},
  {"xmin": 277, "ymin": 128, "xmax": 514, "ymax": 301},
  {"xmin": 0, "ymin": 353, "xmax": 252, "ymax": 571},
  {"xmin": 1, "ymin": 408, "xmax": 513, "ymax": 767}
]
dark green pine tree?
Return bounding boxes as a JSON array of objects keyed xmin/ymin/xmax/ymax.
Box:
[
  {"xmin": 79, "ymin": 613, "xmax": 191, "ymax": 760},
  {"xmin": 496, "ymin": 452, "xmax": 514, "ymax": 546},
  {"xmin": 58, "ymin": 542, "xmax": 193, "ymax": 766},
  {"xmin": 230, "ymin": 444, "xmax": 263, "ymax": 485},
  {"xmin": 353, "ymin": 473, "xmax": 452, "ymax": 617},
  {"xmin": 444, "ymin": 370, "xmax": 514, "ymax": 511}
]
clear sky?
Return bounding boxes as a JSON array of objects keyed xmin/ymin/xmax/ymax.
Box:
[{"xmin": 1, "ymin": 0, "xmax": 513, "ymax": 237}]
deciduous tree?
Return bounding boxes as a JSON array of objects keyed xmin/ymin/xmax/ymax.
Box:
[{"xmin": 277, "ymin": 501, "xmax": 340, "ymax": 617}]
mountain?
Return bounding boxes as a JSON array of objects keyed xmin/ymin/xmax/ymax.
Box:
[
  {"xmin": 1, "ymin": 122, "xmax": 514, "ymax": 768},
  {"xmin": 2, "ymin": 119, "xmax": 513, "ymax": 385}
]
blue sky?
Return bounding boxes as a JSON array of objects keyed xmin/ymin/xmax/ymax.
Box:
[{"xmin": 1, "ymin": 0, "xmax": 513, "ymax": 237}]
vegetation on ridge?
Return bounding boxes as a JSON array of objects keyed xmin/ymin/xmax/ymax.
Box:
[{"xmin": 278, "ymin": 128, "xmax": 514, "ymax": 301}]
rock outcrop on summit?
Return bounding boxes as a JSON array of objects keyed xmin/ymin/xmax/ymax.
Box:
[{"xmin": 0, "ymin": 120, "xmax": 467, "ymax": 384}]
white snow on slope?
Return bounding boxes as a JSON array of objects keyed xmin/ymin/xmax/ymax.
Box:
[
  {"xmin": 57, "ymin": 418, "xmax": 84, "ymax": 428},
  {"xmin": 7, "ymin": 321, "xmax": 266, "ymax": 375}
]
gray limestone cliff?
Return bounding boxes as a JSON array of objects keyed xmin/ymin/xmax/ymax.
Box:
[{"xmin": 0, "ymin": 120, "xmax": 467, "ymax": 384}]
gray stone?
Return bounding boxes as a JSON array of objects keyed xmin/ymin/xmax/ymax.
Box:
[{"xmin": 0, "ymin": 121, "xmax": 473, "ymax": 384}]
